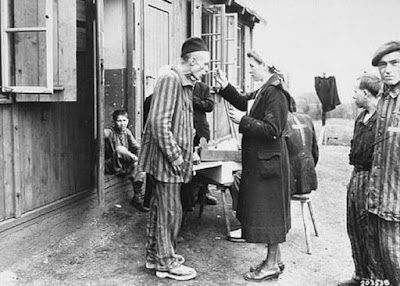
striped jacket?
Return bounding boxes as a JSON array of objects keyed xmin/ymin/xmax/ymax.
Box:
[
  {"xmin": 138, "ymin": 66, "xmax": 194, "ymax": 183},
  {"xmin": 368, "ymin": 83, "xmax": 400, "ymax": 222}
]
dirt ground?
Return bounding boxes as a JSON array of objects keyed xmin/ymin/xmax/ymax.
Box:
[{"xmin": 1, "ymin": 144, "xmax": 356, "ymax": 286}]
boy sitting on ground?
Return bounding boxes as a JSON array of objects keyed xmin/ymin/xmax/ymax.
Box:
[{"xmin": 104, "ymin": 109, "xmax": 149, "ymax": 212}]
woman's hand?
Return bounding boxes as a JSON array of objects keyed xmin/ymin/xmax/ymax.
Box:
[
  {"xmin": 228, "ymin": 107, "xmax": 245, "ymax": 124},
  {"xmin": 214, "ymin": 69, "xmax": 229, "ymax": 89}
]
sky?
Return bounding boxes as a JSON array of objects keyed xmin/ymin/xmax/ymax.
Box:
[{"xmin": 246, "ymin": 0, "xmax": 400, "ymax": 102}]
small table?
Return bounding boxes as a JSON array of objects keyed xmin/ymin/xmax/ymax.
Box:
[{"xmin": 193, "ymin": 161, "xmax": 242, "ymax": 234}]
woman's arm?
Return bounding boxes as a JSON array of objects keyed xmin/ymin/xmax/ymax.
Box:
[{"xmin": 239, "ymin": 86, "xmax": 288, "ymax": 140}]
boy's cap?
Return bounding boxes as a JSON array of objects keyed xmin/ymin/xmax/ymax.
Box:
[
  {"xmin": 372, "ymin": 41, "xmax": 400, "ymax": 66},
  {"xmin": 181, "ymin": 37, "xmax": 208, "ymax": 57}
]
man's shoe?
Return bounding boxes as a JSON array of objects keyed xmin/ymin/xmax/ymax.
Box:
[
  {"xmin": 206, "ymin": 194, "xmax": 218, "ymax": 205},
  {"xmin": 130, "ymin": 198, "xmax": 150, "ymax": 212},
  {"xmin": 337, "ymin": 278, "xmax": 361, "ymax": 286},
  {"xmin": 243, "ymin": 267, "xmax": 280, "ymax": 282},
  {"xmin": 227, "ymin": 229, "xmax": 246, "ymax": 243},
  {"xmin": 146, "ymin": 255, "xmax": 185, "ymax": 270},
  {"xmin": 156, "ymin": 264, "xmax": 197, "ymax": 281}
]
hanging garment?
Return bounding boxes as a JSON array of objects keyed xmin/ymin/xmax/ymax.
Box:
[{"xmin": 314, "ymin": 76, "xmax": 341, "ymax": 112}]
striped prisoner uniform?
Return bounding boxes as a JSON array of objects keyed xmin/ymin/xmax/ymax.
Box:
[
  {"xmin": 368, "ymin": 83, "xmax": 400, "ymax": 284},
  {"xmin": 347, "ymin": 108, "xmax": 382, "ymax": 280},
  {"xmin": 138, "ymin": 66, "xmax": 194, "ymax": 271}
]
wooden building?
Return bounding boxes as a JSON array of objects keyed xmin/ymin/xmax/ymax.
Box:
[{"xmin": 0, "ymin": 0, "xmax": 263, "ymax": 236}]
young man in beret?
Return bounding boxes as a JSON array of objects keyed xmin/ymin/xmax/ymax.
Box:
[
  {"xmin": 138, "ymin": 37, "xmax": 210, "ymax": 281},
  {"xmin": 365, "ymin": 41, "xmax": 400, "ymax": 285}
]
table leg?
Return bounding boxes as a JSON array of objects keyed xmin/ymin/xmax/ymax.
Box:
[{"xmin": 219, "ymin": 186, "xmax": 231, "ymax": 234}]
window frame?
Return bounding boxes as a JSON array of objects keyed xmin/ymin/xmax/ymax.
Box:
[
  {"xmin": 1, "ymin": 0, "xmax": 54, "ymax": 94},
  {"xmin": 201, "ymin": 5, "xmax": 238, "ymax": 90}
]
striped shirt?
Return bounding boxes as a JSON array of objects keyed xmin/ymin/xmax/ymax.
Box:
[
  {"xmin": 368, "ymin": 83, "xmax": 400, "ymax": 222},
  {"xmin": 138, "ymin": 66, "xmax": 195, "ymax": 183}
]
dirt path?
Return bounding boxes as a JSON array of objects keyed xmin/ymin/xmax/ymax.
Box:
[{"xmin": 3, "ymin": 145, "xmax": 354, "ymax": 286}]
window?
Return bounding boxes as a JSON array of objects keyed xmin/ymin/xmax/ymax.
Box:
[
  {"xmin": 237, "ymin": 24, "xmax": 245, "ymax": 92},
  {"xmin": 201, "ymin": 5, "xmax": 238, "ymax": 89},
  {"xmin": 201, "ymin": 5, "xmax": 240, "ymax": 140},
  {"xmin": 1, "ymin": 0, "xmax": 77, "ymax": 101}
]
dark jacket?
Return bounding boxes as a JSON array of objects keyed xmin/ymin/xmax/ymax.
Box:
[
  {"xmin": 349, "ymin": 110, "xmax": 377, "ymax": 172},
  {"xmin": 193, "ymin": 82, "xmax": 214, "ymax": 145},
  {"xmin": 285, "ymin": 112, "xmax": 319, "ymax": 194},
  {"xmin": 218, "ymin": 74, "xmax": 291, "ymax": 244}
]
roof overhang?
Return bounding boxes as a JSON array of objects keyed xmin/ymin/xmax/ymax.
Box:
[{"xmin": 219, "ymin": 0, "xmax": 267, "ymax": 26}]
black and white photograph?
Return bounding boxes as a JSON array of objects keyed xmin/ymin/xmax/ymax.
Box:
[{"xmin": 0, "ymin": 0, "xmax": 399, "ymax": 285}]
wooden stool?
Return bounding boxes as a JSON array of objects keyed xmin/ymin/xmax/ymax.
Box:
[{"xmin": 291, "ymin": 192, "xmax": 319, "ymax": 254}]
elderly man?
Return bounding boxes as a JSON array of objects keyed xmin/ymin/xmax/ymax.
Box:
[
  {"xmin": 138, "ymin": 37, "xmax": 210, "ymax": 281},
  {"xmin": 367, "ymin": 41, "xmax": 400, "ymax": 285}
]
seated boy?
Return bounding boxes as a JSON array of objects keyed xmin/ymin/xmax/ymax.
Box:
[{"xmin": 104, "ymin": 109, "xmax": 149, "ymax": 212}]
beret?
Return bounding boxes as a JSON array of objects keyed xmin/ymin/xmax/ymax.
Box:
[
  {"xmin": 372, "ymin": 41, "xmax": 400, "ymax": 66},
  {"xmin": 181, "ymin": 37, "xmax": 208, "ymax": 57}
]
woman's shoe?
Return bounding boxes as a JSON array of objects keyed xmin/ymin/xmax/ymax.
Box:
[
  {"xmin": 250, "ymin": 260, "xmax": 285, "ymax": 273},
  {"xmin": 243, "ymin": 267, "xmax": 280, "ymax": 282},
  {"xmin": 227, "ymin": 229, "xmax": 246, "ymax": 243}
]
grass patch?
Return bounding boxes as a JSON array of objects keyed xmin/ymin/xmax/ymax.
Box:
[{"xmin": 313, "ymin": 118, "xmax": 354, "ymax": 146}]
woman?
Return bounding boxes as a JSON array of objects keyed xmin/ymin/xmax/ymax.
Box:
[{"xmin": 214, "ymin": 50, "xmax": 291, "ymax": 282}]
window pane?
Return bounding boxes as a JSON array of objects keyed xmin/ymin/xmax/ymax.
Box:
[
  {"xmin": 12, "ymin": 0, "xmax": 46, "ymax": 28},
  {"xmin": 12, "ymin": 32, "xmax": 47, "ymax": 87}
]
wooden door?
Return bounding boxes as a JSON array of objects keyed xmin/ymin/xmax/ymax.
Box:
[{"xmin": 143, "ymin": 0, "xmax": 171, "ymax": 97}]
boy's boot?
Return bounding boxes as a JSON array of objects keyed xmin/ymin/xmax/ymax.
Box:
[{"xmin": 130, "ymin": 181, "xmax": 150, "ymax": 212}]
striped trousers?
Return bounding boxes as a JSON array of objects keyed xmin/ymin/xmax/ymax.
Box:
[
  {"xmin": 347, "ymin": 170, "xmax": 384, "ymax": 280},
  {"xmin": 145, "ymin": 176, "xmax": 183, "ymax": 271},
  {"xmin": 369, "ymin": 213, "xmax": 400, "ymax": 285}
]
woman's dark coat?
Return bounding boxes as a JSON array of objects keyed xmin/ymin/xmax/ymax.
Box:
[{"xmin": 219, "ymin": 74, "xmax": 291, "ymax": 244}]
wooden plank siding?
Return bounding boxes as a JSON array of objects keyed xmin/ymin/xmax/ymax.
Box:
[
  {"xmin": 1, "ymin": 107, "xmax": 14, "ymax": 219},
  {"xmin": 0, "ymin": 0, "xmax": 95, "ymax": 227},
  {"xmin": 0, "ymin": 109, "xmax": 5, "ymax": 220}
]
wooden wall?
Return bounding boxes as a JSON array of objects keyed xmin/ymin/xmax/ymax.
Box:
[
  {"xmin": 104, "ymin": 0, "xmax": 128, "ymax": 127},
  {"xmin": 0, "ymin": 0, "xmax": 95, "ymax": 225}
]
